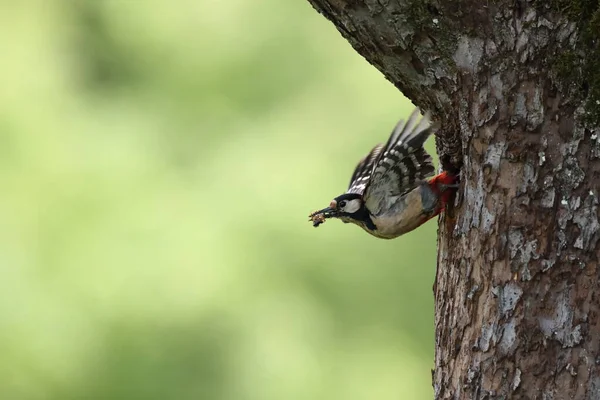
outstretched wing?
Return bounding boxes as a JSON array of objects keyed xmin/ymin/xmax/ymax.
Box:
[
  {"xmin": 346, "ymin": 144, "xmax": 383, "ymax": 194},
  {"xmin": 363, "ymin": 109, "xmax": 436, "ymax": 215}
]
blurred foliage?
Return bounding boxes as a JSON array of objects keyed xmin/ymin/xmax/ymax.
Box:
[{"xmin": 0, "ymin": 1, "xmax": 439, "ymax": 399}]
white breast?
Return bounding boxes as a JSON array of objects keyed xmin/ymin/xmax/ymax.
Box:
[{"xmin": 369, "ymin": 188, "xmax": 428, "ymax": 238}]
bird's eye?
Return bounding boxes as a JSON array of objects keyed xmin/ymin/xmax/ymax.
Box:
[{"xmin": 338, "ymin": 200, "xmax": 347, "ymax": 208}]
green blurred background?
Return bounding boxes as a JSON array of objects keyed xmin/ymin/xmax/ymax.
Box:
[{"xmin": 0, "ymin": 1, "xmax": 439, "ymax": 399}]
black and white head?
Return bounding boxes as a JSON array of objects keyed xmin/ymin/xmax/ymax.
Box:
[{"xmin": 309, "ymin": 193, "xmax": 375, "ymax": 230}]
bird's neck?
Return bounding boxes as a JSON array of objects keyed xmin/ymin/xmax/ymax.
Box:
[{"xmin": 355, "ymin": 207, "xmax": 377, "ymax": 231}]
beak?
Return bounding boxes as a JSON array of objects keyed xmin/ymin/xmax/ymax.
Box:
[
  {"xmin": 310, "ymin": 206, "xmax": 335, "ymax": 218},
  {"xmin": 308, "ymin": 206, "xmax": 337, "ymax": 227}
]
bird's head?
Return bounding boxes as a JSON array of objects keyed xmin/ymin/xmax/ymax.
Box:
[{"xmin": 309, "ymin": 193, "xmax": 375, "ymax": 230}]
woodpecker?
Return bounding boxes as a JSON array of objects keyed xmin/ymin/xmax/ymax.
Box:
[{"xmin": 308, "ymin": 108, "xmax": 458, "ymax": 239}]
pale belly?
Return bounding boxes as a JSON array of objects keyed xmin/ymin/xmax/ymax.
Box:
[{"xmin": 368, "ymin": 188, "xmax": 432, "ymax": 239}]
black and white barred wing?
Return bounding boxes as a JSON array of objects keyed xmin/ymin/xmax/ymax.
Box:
[
  {"xmin": 346, "ymin": 143, "xmax": 383, "ymax": 195},
  {"xmin": 363, "ymin": 109, "xmax": 436, "ymax": 215}
]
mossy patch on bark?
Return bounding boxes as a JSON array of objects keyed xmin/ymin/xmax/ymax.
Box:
[{"xmin": 546, "ymin": 0, "xmax": 600, "ymax": 124}]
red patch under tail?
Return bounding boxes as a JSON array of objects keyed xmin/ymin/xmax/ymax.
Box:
[{"xmin": 428, "ymin": 171, "xmax": 459, "ymax": 216}]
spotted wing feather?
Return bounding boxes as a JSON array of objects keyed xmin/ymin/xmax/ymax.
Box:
[
  {"xmin": 346, "ymin": 143, "xmax": 383, "ymax": 195},
  {"xmin": 364, "ymin": 109, "xmax": 436, "ymax": 215}
]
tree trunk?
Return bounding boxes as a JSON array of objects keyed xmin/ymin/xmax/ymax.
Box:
[{"xmin": 306, "ymin": 0, "xmax": 600, "ymax": 398}]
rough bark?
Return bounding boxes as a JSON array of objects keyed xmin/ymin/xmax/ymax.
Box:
[{"xmin": 306, "ymin": 0, "xmax": 600, "ymax": 398}]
